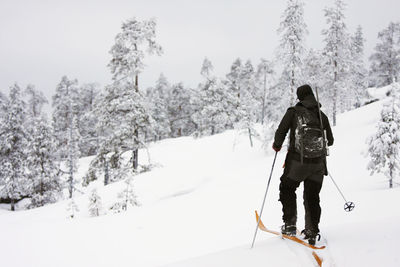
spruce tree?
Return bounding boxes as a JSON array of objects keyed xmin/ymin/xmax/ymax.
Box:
[
  {"xmin": 28, "ymin": 115, "xmax": 61, "ymax": 207},
  {"xmin": 255, "ymin": 58, "xmax": 275, "ymax": 124},
  {"xmin": 52, "ymin": 76, "xmax": 81, "ymax": 160},
  {"xmin": 277, "ymin": 0, "xmax": 308, "ymax": 105},
  {"xmin": 367, "ymin": 83, "xmax": 400, "ymax": 188},
  {"xmin": 193, "ymin": 58, "xmax": 235, "ymax": 136},
  {"xmin": 145, "ymin": 73, "xmax": 171, "ymax": 141},
  {"xmin": 237, "ymin": 60, "xmax": 258, "ymax": 147},
  {"xmin": 0, "ymin": 84, "xmax": 30, "ymax": 210},
  {"xmin": 88, "ymin": 188, "xmax": 103, "ymax": 217},
  {"xmin": 78, "ymin": 83, "xmax": 100, "ymax": 156},
  {"xmin": 322, "ymin": 0, "xmax": 352, "ymax": 125},
  {"xmin": 67, "ymin": 198, "xmax": 79, "ymax": 218},
  {"xmin": 225, "ymin": 58, "xmax": 243, "ymax": 124},
  {"xmin": 66, "ymin": 115, "xmax": 80, "ymax": 199},
  {"xmin": 369, "ymin": 22, "xmax": 400, "ymax": 87},
  {"xmin": 349, "ymin": 25, "xmax": 368, "ymax": 108},
  {"xmin": 303, "ymin": 49, "xmax": 325, "ymax": 93},
  {"xmin": 118, "ymin": 177, "xmax": 139, "ymax": 211},
  {"xmin": 0, "ymin": 91, "xmax": 7, "ymax": 108},
  {"xmin": 167, "ymin": 83, "xmax": 195, "ymax": 137},
  {"xmin": 225, "ymin": 58, "xmax": 263, "ymax": 146},
  {"xmin": 25, "ymin": 85, "xmax": 61, "ymax": 207},
  {"xmin": 52, "ymin": 76, "xmax": 81, "ymax": 198}
]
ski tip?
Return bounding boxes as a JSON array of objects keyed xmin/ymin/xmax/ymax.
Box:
[{"xmin": 312, "ymin": 251, "xmax": 323, "ymax": 267}]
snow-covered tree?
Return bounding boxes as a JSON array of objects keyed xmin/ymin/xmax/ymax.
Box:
[
  {"xmin": 88, "ymin": 188, "xmax": 103, "ymax": 217},
  {"xmin": 224, "ymin": 58, "xmax": 262, "ymax": 146},
  {"xmin": 110, "ymin": 177, "xmax": 139, "ymax": 213},
  {"xmin": 25, "ymin": 84, "xmax": 48, "ymax": 117},
  {"xmin": 192, "ymin": 58, "xmax": 235, "ymax": 136},
  {"xmin": 0, "ymin": 91, "xmax": 7, "ymax": 106},
  {"xmin": 303, "ymin": 49, "xmax": 325, "ymax": 94},
  {"xmin": 0, "ymin": 91, "xmax": 8, "ymax": 126},
  {"xmin": 369, "ymin": 22, "xmax": 400, "ymax": 87},
  {"xmin": 322, "ymin": 0, "xmax": 352, "ymax": 125},
  {"xmin": 349, "ymin": 25, "xmax": 368, "ymax": 108},
  {"xmin": 367, "ymin": 83, "xmax": 400, "ymax": 188},
  {"xmin": 52, "ymin": 76, "xmax": 80, "ymax": 159},
  {"xmin": 277, "ymin": 0, "xmax": 308, "ymax": 105},
  {"xmin": 302, "ymin": 49, "xmax": 335, "ymax": 111},
  {"xmin": 225, "ymin": 58, "xmax": 242, "ymax": 118},
  {"xmin": 167, "ymin": 83, "xmax": 195, "ymax": 137},
  {"xmin": 67, "ymin": 198, "xmax": 79, "ymax": 218},
  {"xmin": 119, "ymin": 177, "xmax": 139, "ymax": 211},
  {"xmin": 255, "ymin": 58, "xmax": 275, "ymax": 124},
  {"xmin": 52, "ymin": 76, "xmax": 81, "ymax": 198},
  {"xmin": 261, "ymin": 77, "xmax": 288, "ymax": 149},
  {"xmin": 77, "ymin": 83, "xmax": 100, "ymax": 156},
  {"xmin": 25, "ymin": 85, "xmax": 61, "ymax": 207},
  {"xmin": 27, "ymin": 115, "xmax": 61, "ymax": 207},
  {"xmin": 66, "ymin": 115, "xmax": 80, "ymax": 199},
  {"xmin": 0, "ymin": 84, "xmax": 29, "ymax": 210},
  {"xmin": 108, "ymin": 17, "xmax": 162, "ymax": 170},
  {"xmin": 96, "ymin": 81, "xmax": 151, "ymax": 173},
  {"xmin": 225, "ymin": 58, "xmax": 244, "ymax": 124},
  {"xmin": 145, "ymin": 73, "xmax": 171, "ymax": 141},
  {"xmin": 236, "ymin": 60, "xmax": 258, "ymax": 147}
]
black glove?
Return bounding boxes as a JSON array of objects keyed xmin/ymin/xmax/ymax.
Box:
[{"xmin": 272, "ymin": 143, "xmax": 281, "ymax": 152}]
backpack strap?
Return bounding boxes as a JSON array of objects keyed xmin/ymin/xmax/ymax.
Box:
[{"xmin": 293, "ymin": 106, "xmax": 305, "ymax": 164}]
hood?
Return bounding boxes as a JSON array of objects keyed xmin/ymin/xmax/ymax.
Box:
[{"xmin": 297, "ymin": 94, "xmax": 321, "ymax": 109}]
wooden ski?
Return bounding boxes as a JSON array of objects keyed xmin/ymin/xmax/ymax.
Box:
[
  {"xmin": 255, "ymin": 211, "xmax": 326, "ymax": 250},
  {"xmin": 254, "ymin": 211, "xmax": 324, "ymax": 266}
]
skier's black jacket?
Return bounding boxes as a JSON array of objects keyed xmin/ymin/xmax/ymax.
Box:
[{"xmin": 273, "ymin": 94, "xmax": 334, "ymax": 165}]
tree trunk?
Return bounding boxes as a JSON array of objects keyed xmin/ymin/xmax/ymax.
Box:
[
  {"xmin": 104, "ymin": 157, "xmax": 109, "ymax": 185},
  {"xmin": 132, "ymin": 149, "xmax": 138, "ymax": 171},
  {"xmin": 248, "ymin": 128, "xmax": 253, "ymax": 147},
  {"xmin": 132, "ymin": 74, "xmax": 139, "ymax": 171},
  {"xmin": 135, "ymin": 75, "xmax": 139, "ymax": 93},
  {"xmin": 132, "ymin": 128, "xmax": 139, "ymax": 171},
  {"xmin": 261, "ymin": 71, "xmax": 267, "ymax": 124},
  {"xmin": 68, "ymin": 126, "xmax": 74, "ymax": 199},
  {"xmin": 290, "ymin": 43, "xmax": 296, "ymax": 105},
  {"xmin": 10, "ymin": 199, "xmax": 15, "ymax": 211},
  {"xmin": 333, "ymin": 58, "xmax": 338, "ymax": 126},
  {"xmin": 125, "ymin": 181, "xmax": 129, "ymax": 211}
]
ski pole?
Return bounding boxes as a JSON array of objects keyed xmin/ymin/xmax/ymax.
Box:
[
  {"xmin": 251, "ymin": 151, "xmax": 278, "ymax": 249},
  {"xmin": 328, "ymin": 172, "xmax": 355, "ymax": 212},
  {"xmin": 314, "ymin": 86, "xmax": 328, "ymax": 157}
]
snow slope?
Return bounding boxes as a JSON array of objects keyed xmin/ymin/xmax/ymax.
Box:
[{"xmin": 0, "ymin": 99, "xmax": 399, "ymax": 267}]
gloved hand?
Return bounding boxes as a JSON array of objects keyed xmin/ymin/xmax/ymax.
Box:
[{"xmin": 272, "ymin": 143, "xmax": 281, "ymax": 152}]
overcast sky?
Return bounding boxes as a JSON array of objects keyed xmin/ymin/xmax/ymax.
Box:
[{"xmin": 0, "ymin": 0, "xmax": 399, "ymax": 108}]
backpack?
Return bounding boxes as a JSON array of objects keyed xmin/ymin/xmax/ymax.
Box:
[{"xmin": 293, "ymin": 106, "xmax": 325, "ymax": 162}]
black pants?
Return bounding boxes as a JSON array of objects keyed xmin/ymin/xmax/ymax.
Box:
[{"xmin": 279, "ymin": 159, "xmax": 324, "ymax": 232}]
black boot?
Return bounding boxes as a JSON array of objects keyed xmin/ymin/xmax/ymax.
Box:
[
  {"xmin": 281, "ymin": 223, "xmax": 297, "ymax": 236},
  {"xmin": 301, "ymin": 229, "xmax": 320, "ymax": 245}
]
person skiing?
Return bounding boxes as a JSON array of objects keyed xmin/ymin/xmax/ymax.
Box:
[{"xmin": 272, "ymin": 84, "xmax": 334, "ymax": 245}]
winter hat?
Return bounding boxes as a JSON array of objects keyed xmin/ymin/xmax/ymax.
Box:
[{"xmin": 296, "ymin": 84, "xmax": 314, "ymax": 100}]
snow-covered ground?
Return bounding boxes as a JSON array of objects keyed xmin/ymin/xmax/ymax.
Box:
[{"xmin": 1, "ymin": 98, "xmax": 399, "ymax": 267}]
